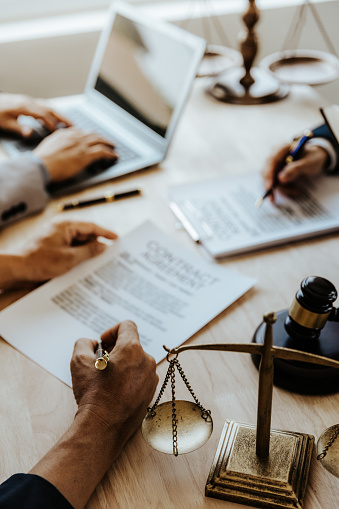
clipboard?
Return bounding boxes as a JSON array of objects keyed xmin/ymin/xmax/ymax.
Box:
[{"xmin": 168, "ymin": 172, "xmax": 339, "ymax": 259}]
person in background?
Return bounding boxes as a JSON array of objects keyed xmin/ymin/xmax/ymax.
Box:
[
  {"xmin": 0, "ymin": 93, "xmax": 118, "ymax": 227},
  {"xmin": 0, "ymin": 320, "xmax": 159, "ymax": 509},
  {"xmin": 262, "ymin": 122, "xmax": 338, "ymax": 198}
]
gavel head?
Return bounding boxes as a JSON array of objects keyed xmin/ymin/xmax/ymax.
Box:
[{"xmin": 284, "ymin": 276, "xmax": 338, "ymax": 341}]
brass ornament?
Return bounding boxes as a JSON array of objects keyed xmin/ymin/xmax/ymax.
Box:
[{"xmin": 317, "ymin": 424, "xmax": 339, "ymax": 478}]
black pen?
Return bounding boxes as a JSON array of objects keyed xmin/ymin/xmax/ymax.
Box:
[
  {"xmin": 57, "ymin": 188, "xmax": 142, "ymax": 211},
  {"xmin": 255, "ymin": 129, "xmax": 313, "ymax": 208}
]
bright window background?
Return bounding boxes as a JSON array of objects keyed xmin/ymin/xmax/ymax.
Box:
[
  {"xmin": 0, "ymin": 0, "xmax": 109, "ymax": 22},
  {"xmin": 1, "ymin": 0, "xmax": 336, "ymax": 24},
  {"xmin": 0, "ymin": 0, "xmax": 117, "ymax": 22}
]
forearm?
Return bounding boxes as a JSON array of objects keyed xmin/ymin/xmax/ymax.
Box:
[{"xmin": 29, "ymin": 410, "xmax": 122, "ymax": 509}]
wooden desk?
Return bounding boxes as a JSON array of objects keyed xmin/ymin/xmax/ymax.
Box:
[{"xmin": 0, "ymin": 81, "xmax": 338, "ymax": 508}]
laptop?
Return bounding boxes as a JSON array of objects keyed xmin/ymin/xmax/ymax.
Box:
[{"xmin": 2, "ymin": 2, "xmax": 205, "ymax": 195}]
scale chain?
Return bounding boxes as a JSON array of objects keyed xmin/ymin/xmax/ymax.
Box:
[
  {"xmin": 147, "ymin": 360, "xmax": 173, "ymax": 416},
  {"xmin": 174, "ymin": 359, "xmax": 211, "ymax": 421},
  {"xmin": 171, "ymin": 361, "xmax": 178, "ymax": 456},
  {"xmin": 146, "ymin": 356, "xmax": 211, "ymax": 456}
]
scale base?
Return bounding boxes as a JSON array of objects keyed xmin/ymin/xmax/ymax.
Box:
[
  {"xmin": 206, "ymin": 67, "xmax": 289, "ymax": 105},
  {"xmin": 206, "ymin": 420, "xmax": 314, "ymax": 509}
]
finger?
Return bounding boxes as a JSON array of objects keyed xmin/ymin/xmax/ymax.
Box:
[
  {"xmin": 83, "ymin": 133, "xmax": 116, "ymax": 149},
  {"xmin": 2, "ymin": 119, "xmax": 33, "ymax": 138},
  {"xmin": 61, "ymin": 221, "xmax": 118, "ymax": 244},
  {"xmin": 262, "ymin": 163, "xmax": 276, "ymax": 189},
  {"xmin": 86, "ymin": 146, "xmax": 119, "ymax": 161},
  {"xmin": 72, "ymin": 337, "xmax": 98, "ymax": 359},
  {"xmin": 101, "ymin": 321, "xmax": 140, "ymax": 349},
  {"xmin": 75, "ymin": 224, "xmax": 118, "ymax": 241},
  {"xmin": 277, "ymin": 162, "xmax": 303, "ymax": 184},
  {"xmin": 262, "ymin": 145, "xmax": 291, "ymax": 188},
  {"xmin": 27, "ymin": 104, "xmax": 72, "ymax": 130},
  {"xmin": 32, "ymin": 112, "xmax": 60, "ymax": 132},
  {"xmin": 68, "ymin": 239, "xmax": 108, "ymax": 265},
  {"xmin": 47, "ymin": 109, "xmax": 72, "ymax": 127}
]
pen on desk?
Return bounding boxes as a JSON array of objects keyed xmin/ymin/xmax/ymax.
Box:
[
  {"xmin": 57, "ymin": 188, "xmax": 142, "ymax": 211},
  {"xmin": 255, "ymin": 129, "xmax": 313, "ymax": 208},
  {"xmin": 95, "ymin": 340, "xmax": 110, "ymax": 370}
]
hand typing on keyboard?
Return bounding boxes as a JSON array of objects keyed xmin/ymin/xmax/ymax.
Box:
[
  {"xmin": 0, "ymin": 93, "xmax": 71, "ymax": 137},
  {"xmin": 33, "ymin": 127, "xmax": 118, "ymax": 183},
  {"xmin": 0, "ymin": 93, "xmax": 118, "ymax": 184}
]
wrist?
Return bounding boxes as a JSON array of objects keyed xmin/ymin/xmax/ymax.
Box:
[
  {"xmin": 307, "ymin": 138, "xmax": 337, "ymax": 172},
  {"xmin": 30, "ymin": 408, "xmax": 121, "ymax": 509},
  {"xmin": 28, "ymin": 152, "xmax": 51, "ymax": 186},
  {"xmin": 32, "ymin": 146, "xmax": 56, "ymax": 182},
  {"xmin": 0, "ymin": 253, "xmax": 28, "ymax": 289},
  {"xmin": 73, "ymin": 406, "xmax": 123, "ymax": 459}
]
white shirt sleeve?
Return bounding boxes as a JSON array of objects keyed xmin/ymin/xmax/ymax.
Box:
[{"xmin": 0, "ymin": 155, "xmax": 49, "ymax": 228}]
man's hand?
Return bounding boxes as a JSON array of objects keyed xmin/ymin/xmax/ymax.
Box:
[
  {"xmin": 22, "ymin": 220, "xmax": 117, "ymax": 282},
  {"xmin": 30, "ymin": 322, "xmax": 158, "ymax": 509},
  {"xmin": 0, "ymin": 93, "xmax": 71, "ymax": 136},
  {"xmin": 0, "ymin": 221, "xmax": 117, "ymax": 289},
  {"xmin": 71, "ymin": 321, "xmax": 158, "ymax": 454},
  {"xmin": 262, "ymin": 143, "xmax": 329, "ymax": 199},
  {"xmin": 33, "ymin": 127, "xmax": 118, "ymax": 182}
]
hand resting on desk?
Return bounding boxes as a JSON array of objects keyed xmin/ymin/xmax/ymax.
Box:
[{"xmin": 0, "ymin": 221, "xmax": 117, "ymax": 290}]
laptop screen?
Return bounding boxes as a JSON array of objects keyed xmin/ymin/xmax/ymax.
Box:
[{"xmin": 94, "ymin": 13, "xmax": 196, "ymax": 138}]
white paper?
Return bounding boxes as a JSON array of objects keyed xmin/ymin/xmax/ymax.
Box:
[
  {"xmin": 0, "ymin": 221, "xmax": 255, "ymax": 386},
  {"xmin": 169, "ymin": 173, "xmax": 339, "ymax": 258}
]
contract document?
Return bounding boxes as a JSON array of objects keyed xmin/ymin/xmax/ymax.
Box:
[
  {"xmin": 169, "ymin": 173, "xmax": 339, "ymax": 258},
  {"xmin": 0, "ymin": 221, "xmax": 255, "ymax": 386}
]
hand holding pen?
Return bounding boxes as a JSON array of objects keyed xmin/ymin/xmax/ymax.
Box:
[{"xmin": 256, "ymin": 129, "xmax": 315, "ymax": 207}]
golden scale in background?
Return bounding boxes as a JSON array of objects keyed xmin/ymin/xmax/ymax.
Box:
[
  {"xmin": 142, "ymin": 276, "xmax": 339, "ymax": 508},
  {"xmin": 181, "ymin": 0, "xmax": 339, "ymax": 103}
]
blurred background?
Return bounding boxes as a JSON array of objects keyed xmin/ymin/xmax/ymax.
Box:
[{"xmin": 0, "ymin": 0, "xmax": 338, "ymax": 103}]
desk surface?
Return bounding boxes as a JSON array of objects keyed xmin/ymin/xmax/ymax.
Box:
[{"xmin": 0, "ymin": 81, "xmax": 338, "ymax": 508}]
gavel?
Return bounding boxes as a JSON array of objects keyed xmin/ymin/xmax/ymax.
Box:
[{"xmin": 252, "ymin": 276, "xmax": 339, "ymax": 394}]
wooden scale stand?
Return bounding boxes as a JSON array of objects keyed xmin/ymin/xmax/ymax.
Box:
[{"xmin": 142, "ymin": 276, "xmax": 339, "ymax": 508}]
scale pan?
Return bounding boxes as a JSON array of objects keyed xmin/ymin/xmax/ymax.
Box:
[
  {"xmin": 261, "ymin": 49, "xmax": 339, "ymax": 85},
  {"xmin": 197, "ymin": 45, "xmax": 242, "ymax": 78},
  {"xmin": 317, "ymin": 424, "xmax": 339, "ymax": 478},
  {"xmin": 142, "ymin": 400, "xmax": 213, "ymax": 455}
]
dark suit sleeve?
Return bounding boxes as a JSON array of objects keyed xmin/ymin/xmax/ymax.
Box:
[
  {"xmin": 0, "ymin": 155, "xmax": 49, "ymax": 228},
  {"xmin": 312, "ymin": 123, "xmax": 339, "ymax": 173},
  {"xmin": 0, "ymin": 473, "xmax": 73, "ymax": 508},
  {"xmin": 312, "ymin": 123, "xmax": 338, "ymax": 146}
]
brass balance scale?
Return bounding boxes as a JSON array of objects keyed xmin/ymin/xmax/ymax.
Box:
[
  {"xmin": 205, "ymin": 0, "xmax": 339, "ymax": 104},
  {"xmin": 142, "ymin": 276, "xmax": 339, "ymax": 508}
]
